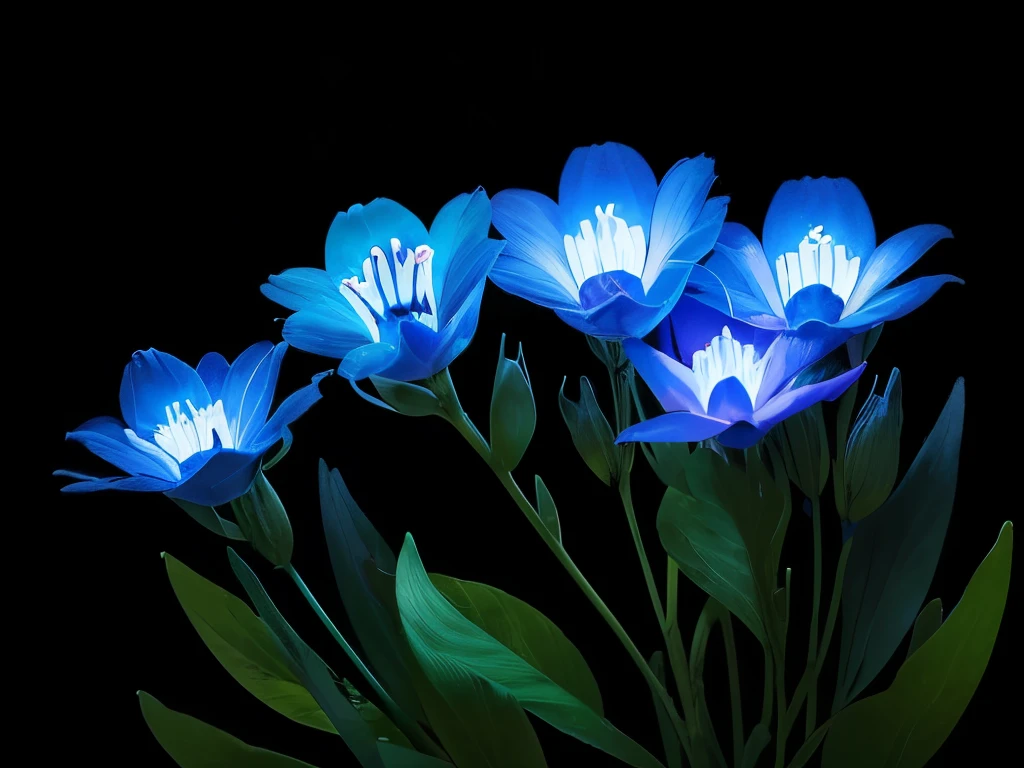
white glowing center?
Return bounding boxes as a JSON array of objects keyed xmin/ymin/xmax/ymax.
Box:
[
  {"xmin": 690, "ymin": 326, "xmax": 767, "ymax": 412},
  {"xmin": 152, "ymin": 400, "xmax": 234, "ymax": 462},
  {"xmin": 775, "ymin": 225, "xmax": 861, "ymax": 306},
  {"xmin": 563, "ymin": 204, "xmax": 648, "ymax": 295},
  {"xmin": 340, "ymin": 238, "xmax": 437, "ymax": 341}
]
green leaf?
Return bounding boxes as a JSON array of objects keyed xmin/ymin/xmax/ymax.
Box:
[
  {"xmin": 371, "ymin": 376, "xmax": 444, "ymax": 418},
  {"xmin": 534, "ymin": 476, "xmax": 561, "ymax": 543},
  {"xmin": 397, "ymin": 534, "xmax": 661, "ymax": 768},
  {"xmin": 340, "ymin": 680, "xmax": 413, "ymax": 748},
  {"xmin": 630, "ymin": 375, "xmax": 691, "ymax": 493},
  {"xmin": 832, "ymin": 381, "xmax": 861, "ymax": 521},
  {"xmin": 559, "ymin": 375, "xmax": 617, "ymax": 486},
  {"xmin": 428, "ymin": 573, "xmax": 602, "ymax": 715},
  {"xmin": 740, "ymin": 724, "xmax": 771, "ymax": 768},
  {"xmin": 490, "ymin": 333, "xmax": 536, "ymax": 471},
  {"xmin": 377, "ymin": 741, "xmax": 453, "ymax": 767},
  {"xmin": 846, "ymin": 322, "xmax": 884, "ymax": 366},
  {"xmin": 906, "ymin": 598, "xmax": 943, "ymax": 660},
  {"xmin": 768, "ymin": 402, "xmax": 829, "ymax": 498},
  {"xmin": 138, "ymin": 691, "xmax": 319, "ymax": 767},
  {"xmin": 163, "ymin": 553, "xmax": 334, "ymax": 733},
  {"xmin": 845, "ymin": 368, "xmax": 903, "ymax": 523},
  {"xmin": 788, "ymin": 722, "xmax": 830, "ymax": 768},
  {"xmin": 230, "ymin": 470, "xmax": 294, "ymax": 566},
  {"xmin": 170, "ymin": 498, "xmax": 246, "ymax": 541},
  {"xmin": 227, "ymin": 548, "xmax": 385, "ymax": 768},
  {"xmin": 319, "ymin": 461, "xmax": 426, "ymax": 723},
  {"xmin": 823, "ymin": 521, "xmax": 1013, "ymax": 768},
  {"xmin": 834, "ymin": 378, "xmax": 965, "ymax": 710},
  {"xmin": 649, "ymin": 652, "xmax": 682, "ymax": 768}
]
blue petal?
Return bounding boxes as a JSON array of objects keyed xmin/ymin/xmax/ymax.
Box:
[
  {"xmin": 119, "ymin": 349, "xmax": 211, "ymax": 438},
  {"xmin": 763, "ymin": 177, "xmax": 875, "ymax": 297},
  {"xmin": 836, "ymin": 274, "xmax": 964, "ymax": 332},
  {"xmin": 646, "ymin": 156, "xmax": 720, "ymax": 274},
  {"xmin": 754, "ymin": 363, "xmax": 866, "ymax": 429},
  {"xmin": 615, "ymin": 411, "xmax": 731, "ymax": 444},
  {"xmin": 623, "ymin": 337, "xmax": 705, "ymax": 414},
  {"xmin": 684, "ymin": 265, "xmax": 788, "ymax": 331},
  {"xmin": 165, "ymin": 450, "xmax": 262, "ymax": 506},
  {"xmin": 558, "ymin": 142, "xmax": 658, "ymax": 238},
  {"xmin": 58, "ymin": 473, "xmax": 178, "ymax": 494},
  {"xmin": 325, "ymin": 199, "xmax": 429, "ymax": 282},
  {"xmin": 261, "ymin": 268, "xmax": 343, "ymax": 312},
  {"xmin": 706, "ymin": 377, "xmax": 755, "ymax": 422},
  {"xmin": 756, "ymin": 329, "xmax": 848, "ymax": 409},
  {"xmin": 196, "ymin": 352, "xmax": 230, "ymax": 401},
  {"xmin": 338, "ymin": 342, "xmax": 399, "ymax": 380},
  {"xmin": 437, "ymin": 235, "xmax": 503, "ymax": 326},
  {"xmin": 429, "ymin": 188, "xmax": 497, "ymax": 304},
  {"xmin": 281, "ymin": 304, "xmax": 375, "ymax": 359},
  {"xmin": 716, "ymin": 422, "xmax": 769, "ymax": 450},
  {"xmin": 706, "ymin": 222, "xmax": 786, "ymax": 319},
  {"xmin": 654, "ymin": 296, "xmax": 779, "ymax": 367},
  {"xmin": 843, "ymin": 224, "xmax": 954, "ymax": 316},
  {"xmin": 564, "ymin": 288, "xmax": 663, "ymax": 340},
  {"xmin": 220, "ymin": 341, "xmax": 287, "ymax": 447},
  {"xmin": 251, "ymin": 370, "xmax": 331, "ymax": 450},
  {"xmin": 784, "ymin": 284, "xmax": 845, "ymax": 326},
  {"xmin": 490, "ymin": 189, "xmax": 580, "ymax": 310},
  {"xmin": 579, "ymin": 270, "xmax": 645, "ymax": 311},
  {"xmin": 66, "ymin": 416, "xmax": 182, "ymax": 481}
]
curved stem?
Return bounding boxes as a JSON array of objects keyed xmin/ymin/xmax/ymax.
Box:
[
  {"xmin": 805, "ymin": 495, "xmax": 823, "ymax": 738},
  {"xmin": 721, "ymin": 615, "xmax": 744, "ymax": 768},
  {"xmin": 619, "ymin": 476, "xmax": 666, "ymax": 630},
  {"xmin": 283, "ymin": 565, "xmax": 446, "ymax": 760}
]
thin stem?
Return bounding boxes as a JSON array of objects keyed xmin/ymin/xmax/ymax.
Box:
[
  {"xmin": 619, "ymin": 476, "xmax": 666, "ymax": 629},
  {"xmin": 805, "ymin": 495, "xmax": 823, "ymax": 738},
  {"xmin": 760, "ymin": 643, "xmax": 774, "ymax": 730},
  {"xmin": 774, "ymin": 648, "xmax": 787, "ymax": 768},
  {"xmin": 720, "ymin": 615, "xmax": 744, "ymax": 768},
  {"xmin": 666, "ymin": 559, "xmax": 679, "ymax": 631},
  {"xmin": 283, "ymin": 565, "xmax": 445, "ymax": 760}
]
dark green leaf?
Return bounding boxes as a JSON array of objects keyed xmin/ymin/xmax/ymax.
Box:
[
  {"xmin": 490, "ymin": 333, "xmax": 535, "ymax": 472},
  {"xmin": 228, "ymin": 549, "xmax": 385, "ymax": 768},
  {"xmin": 163, "ymin": 553, "xmax": 334, "ymax": 733},
  {"xmin": 769, "ymin": 402, "xmax": 829, "ymax": 498},
  {"xmin": 138, "ymin": 691, "xmax": 319, "ymax": 767},
  {"xmin": 906, "ymin": 598, "xmax": 943, "ymax": 660},
  {"xmin": 429, "ymin": 573, "xmax": 602, "ymax": 715},
  {"xmin": 847, "ymin": 323, "xmax": 884, "ymax": 366},
  {"xmin": 630, "ymin": 375, "xmax": 691, "ymax": 493},
  {"xmin": 834, "ymin": 378, "xmax": 965, "ymax": 709},
  {"xmin": 377, "ymin": 742, "xmax": 453, "ymax": 767},
  {"xmin": 171, "ymin": 498, "xmax": 246, "ymax": 541},
  {"xmin": 741, "ymin": 724, "xmax": 771, "ymax": 768},
  {"xmin": 230, "ymin": 470, "xmax": 294, "ymax": 566},
  {"xmin": 823, "ymin": 521, "xmax": 1012, "ymax": 767},
  {"xmin": 845, "ymin": 368, "xmax": 903, "ymax": 523},
  {"xmin": 371, "ymin": 376, "xmax": 444, "ymax": 418},
  {"xmin": 832, "ymin": 381, "xmax": 861, "ymax": 521},
  {"xmin": 788, "ymin": 722, "xmax": 830, "ymax": 768},
  {"xmin": 397, "ymin": 534, "xmax": 661, "ymax": 768},
  {"xmin": 649, "ymin": 652, "xmax": 682, "ymax": 768},
  {"xmin": 559, "ymin": 376, "xmax": 617, "ymax": 486},
  {"xmin": 534, "ymin": 476, "xmax": 561, "ymax": 543},
  {"xmin": 319, "ymin": 461, "xmax": 425, "ymax": 722}
]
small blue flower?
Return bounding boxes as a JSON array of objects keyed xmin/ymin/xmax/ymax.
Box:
[
  {"xmin": 617, "ymin": 297, "xmax": 865, "ymax": 449},
  {"xmin": 262, "ymin": 188, "xmax": 504, "ymax": 382},
  {"xmin": 489, "ymin": 142, "xmax": 729, "ymax": 340},
  {"xmin": 56, "ymin": 342, "xmax": 329, "ymax": 506},
  {"xmin": 687, "ymin": 176, "xmax": 960, "ymax": 350}
]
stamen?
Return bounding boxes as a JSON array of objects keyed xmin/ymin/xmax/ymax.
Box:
[
  {"xmin": 775, "ymin": 225, "xmax": 861, "ymax": 306},
  {"xmin": 690, "ymin": 326, "xmax": 767, "ymax": 411},
  {"xmin": 563, "ymin": 203, "xmax": 648, "ymax": 296}
]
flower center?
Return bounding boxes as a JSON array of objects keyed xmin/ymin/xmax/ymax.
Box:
[
  {"xmin": 340, "ymin": 238, "xmax": 437, "ymax": 341},
  {"xmin": 151, "ymin": 399, "xmax": 234, "ymax": 463},
  {"xmin": 775, "ymin": 225, "xmax": 861, "ymax": 306},
  {"xmin": 563, "ymin": 204, "xmax": 648, "ymax": 295},
  {"xmin": 690, "ymin": 326, "xmax": 767, "ymax": 412}
]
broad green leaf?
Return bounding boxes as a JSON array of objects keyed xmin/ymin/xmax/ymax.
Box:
[
  {"xmin": 171, "ymin": 498, "xmax": 246, "ymax": 540},
  {"xmin": 534, "ymin": 476, "xmax": 561, "ymax": 543},
  {"xmin": 397, "ymin": 534, "xmax": 662, "ymax": 768},
  {"xmin": 832, "ymin": 381, "xmax": 860, "ymax": 521},
  {"xmin": 490, "ymin": 334, "xmax": 535, "ymax": 472},
  {"xmin": 228, "ymin": 549, "xmax": 385, "ymax": 768},
  {"xmin": 319, "ymin": 461, "xmax": 426, "ymax": 722},
  {"xmin": 371, "ymin": 376, "xmax": 444, "ymax": 418},
  {"xmin": 823, "ymin": 521, "xmax": 1012, "ymax": 768},
  {"xmin": 428, "ymin": 573, "xmax": 602, "ymax": 715},
  {"xmin": 906, "ymin": 598, "xmax": 942, "ymax": 660},
  {"xmin": 740, "ymin": 724, "xmax": 771, "ymax": 768},
  {"xmin": 163, "ymin": 553, "xmax": 334, "ymax": 733},
  {"xmin": 649, "ymin": 652, "xmax": 682, "ymax": 768},
  {"xmin": 834, "ymin": 378, "xmax": 965, "ymax": 709},
  {"xmin": 377, "ymin": 741, "xmax": 453, "ymax": 767},
  {"xmin": 845, "ymin": 368, "xmax": 903, "ymax": 522},
  {"xmin": 138, "ymin": 691, "xmax": 319, "ymax": 767},
  {"xmin": 341, "ymin": 680, "xmax": 413, "ymax": 748},
  {"xmin": 559, "ymin": 375, "xmax": 617, "ymax": 486},
  {"xmin": 769, "ymin": 401, "xmax": 829, "ymax": 498}
]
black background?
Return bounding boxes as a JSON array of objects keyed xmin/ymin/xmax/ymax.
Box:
[{"xmin": 41, "ymin": 46, "xmax": 1007, "ymax": 767}]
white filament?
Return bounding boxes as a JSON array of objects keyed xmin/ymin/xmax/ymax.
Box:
[
  {"xmin": 690, "ymin": 326, "xmax": 767, "ymax": 411},
  {"xmin": 124, "ymin": 398, "xmax": 235, "ymax": 468},
  {"xmin": 775, "ymin": 225, "xmax": 861, "ymax": 306},
  {"xmin": 563, "ymin": 204, "xmax": 648, "ymax": 296}
]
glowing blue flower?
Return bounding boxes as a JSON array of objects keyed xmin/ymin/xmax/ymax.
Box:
[
  {"xmin": 617, "ymin": 297, "xmax": 865, "ymax": 449},
  {"xmin": 261, "ymin": 189, "xmax": 504, "ymax": 381},
  {"xmin": 687, "ymin": 176, "xmax": 959, "ymax": 349},
  {"xmin": 489, "ymin": 142, "xmax": 729, "ymax": 340},
  {"xmin": 57, "ymin": 343, "xmax": 328, "ymax": 506}
]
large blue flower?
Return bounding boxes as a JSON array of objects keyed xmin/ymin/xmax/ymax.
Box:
[
  {"xmin": 617, "ymin": 297, "xmax": 865, "ymax": 449},
  {"xmin": 687, "ymin": 176, "xmax": 960, "ymax": 351},
  {"xmin": 57, "ymin": 342, "xmax": 328, "ymax": 506},
  {"xmin": 261, "ymin": 189, "xmax": 504, "ymax": 382},
  {"xmin": 489, "ymin": 142, "xmax": 729, "ymax": 340}
]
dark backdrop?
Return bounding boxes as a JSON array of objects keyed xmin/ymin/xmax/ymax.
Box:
[{"xmin": 43, "ymin": 48, "xmax": 1005, "ymax": 767}]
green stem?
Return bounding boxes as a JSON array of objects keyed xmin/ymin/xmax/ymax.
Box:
[
  {"xmin": 619, "ymin": 476, "xmax": 667, "ymax": 630},
  {"xmin": 760, "ymin": 644, "xmax": 774, "ymax": 730},
  {"xmin": 805, "ymin": 495, "xmax": 823, "ymax": 738},
  {"xmin": 283, "ymin": 565, "xmax": 445, "ymax": 760},
  {"xmin": 666, "ymin": 559, "xmax": 679, "ymax": 631},
  {"xmin": 720, "ymin": 614, "xmax": 744, "ymax": 768},
  {"xmin": 774, "ymin": 647, "xmax": 787, "ymax": 768}
]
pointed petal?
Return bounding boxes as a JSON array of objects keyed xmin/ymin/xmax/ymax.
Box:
[
  {"xmin": 252, "ymin": 370, "xmax": 331, "ymax": 449},
  {"xmin": 615, "ymin": 411, "xmax": 731, "ymax": 444},
  {"xmin": 260, "ymin": 268, "xmax": 341, "ymax": 312},
  {"xmin": 706, "ymin": 222, "xmax": 786, "ymax": 318},
  {"xmin": 429, "ymin": 187, "xmax": 493, "ymax": 290},
  {"xmin": 196, "ymin": 352, "xmax": 230, "ymax": 401},
  {"xmin": 119, "ymin": 349, "xmax": 211, "ymax": 437},
  {"xmin": 58, "ymin": 473, "xmax": 178, "ymax": 494},
  {"xmin": 220, "ymin": 341, "xmax": 287, "ymax": 447},
  {"xmin": 437, "ymin": 236, "xmax": 503, "ymax": 326},
  {"xmin": 655, "ymin": 295, "xmax": 780, "ymax": 367},
  {"xmin": 281, "ymin": 304, "xmax": 375, "ymax": 359},
  {"xmin": 66, "ymin": 416, "xmax": 181, "ymax": 481},
  {"xmin": 839, "ymin": 274, "xmax": 963, "ymax": 332},
  {"xmin": 623, "ymin": 337, "xmax": 705, "ymax": 414},
  {"xmin": 558, "ymin": 142, "xmax": 658, "ymax": 236},
  {"xmin": 755, "ymin": 328, "xmax": 850, "ymax": 409},
  {"xmin": 684, "ymin": 265, "xmax": 788, "ymax": 331},
  {"xmin": 754, "ymin": 363, "xmax": 866, "ymax": 429}
]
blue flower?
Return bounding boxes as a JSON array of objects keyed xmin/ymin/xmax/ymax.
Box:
[
  {"xmin": 56, "ymin": 342, "xmax": 329, "ymax": 506},
  {"xmin": 687, "ymin": 176, "xmax": 960, "ymax": 351},
  {"xmin": 261, "ymin": 189, "xmax": 504, "ymax": 382},
  {"xmin": 489, "ymin": 142, "xmax": 729, "ymax": 340},
  {"xmin": 616, "ymin": 297, "xmax": 865, "ymax": 449}
]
